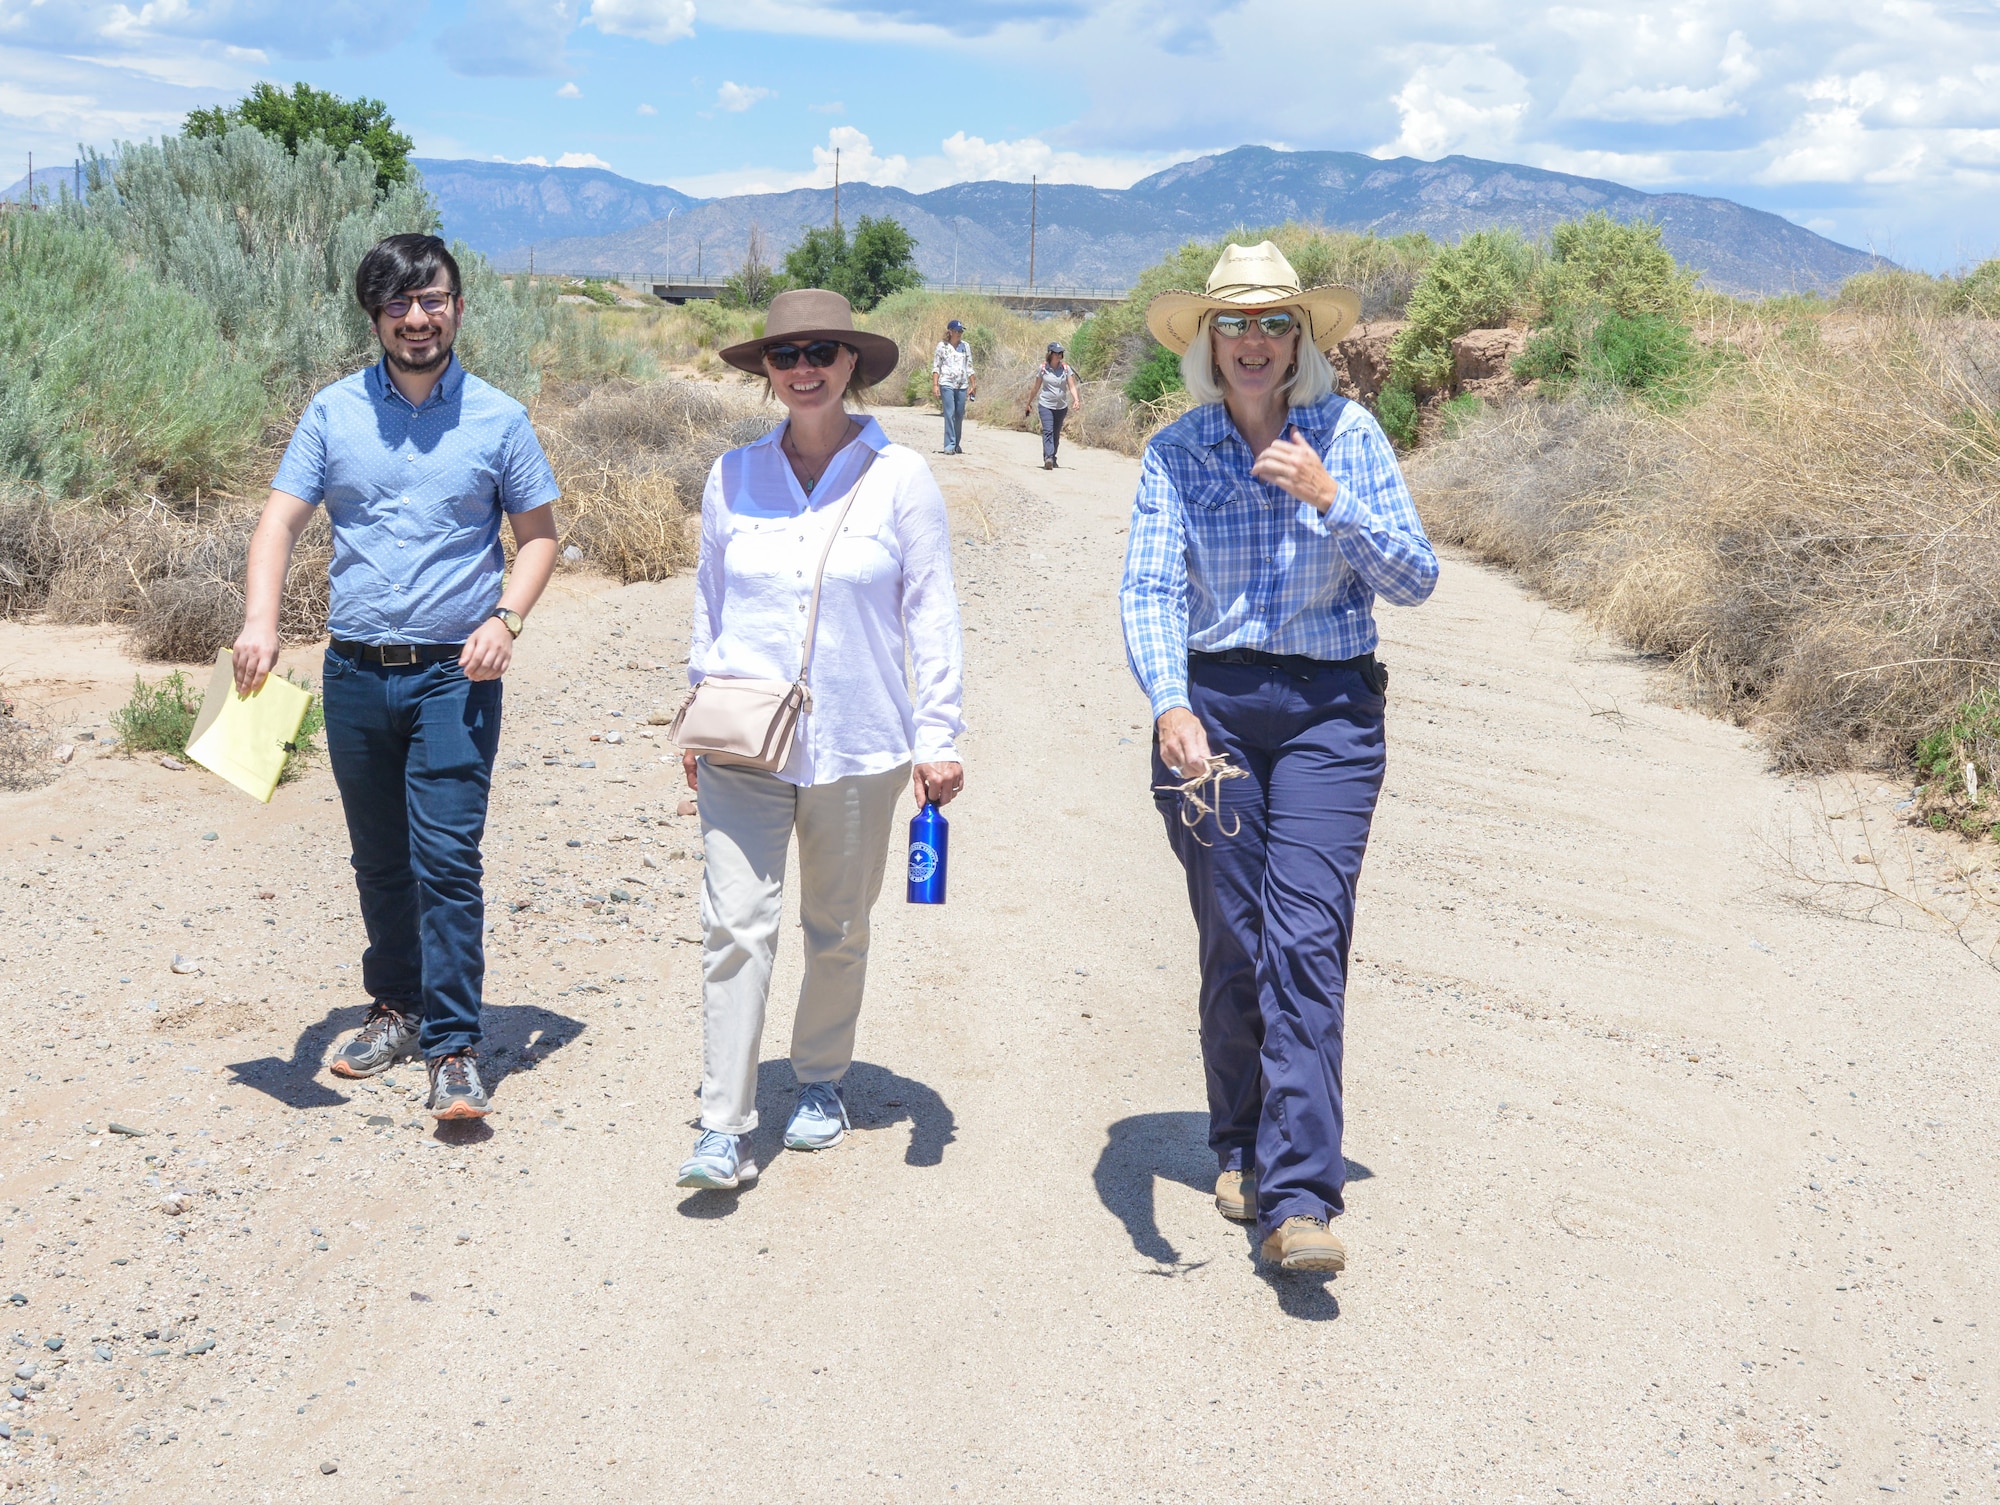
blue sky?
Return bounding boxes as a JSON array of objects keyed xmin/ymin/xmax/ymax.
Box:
[{"xmin": 5, "ymin": 1, "xmax": 2000, "ymax": 268}]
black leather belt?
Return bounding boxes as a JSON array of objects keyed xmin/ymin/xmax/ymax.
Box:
[
  {"xmin": 330, "ymin": 639, "xmax": 464, "ymax": 667},
  {"xmin": 1191, "ymin": 647, "xmax": 1387, "ymax": 693}
]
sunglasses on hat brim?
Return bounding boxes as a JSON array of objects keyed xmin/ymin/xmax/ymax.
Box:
[{"xmin": 763, "ymin": 340, "xmax": 855, "ymax": 370}]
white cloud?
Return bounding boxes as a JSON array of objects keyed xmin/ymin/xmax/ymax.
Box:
[
  {"xmin": 716, "ymin": 81, "xmax": 773, "ymax": 112},
  {"xmin": 586, "ymin": 0, "xmax": 695, "ymax": 45},
  {"xmin": 554, "ymin": 151, "xmax": 611, "ymax": 168},
  {"xmin": 556, "ymin": 81, "xmax": 582, "ymax": 99},
  {"xmin": 637, "ymin": 102, "xmax": 657, "ymax": 115},
  {"xmin": 1375, "ymin": 47, "xmax": 1531, "ymax": 160}
]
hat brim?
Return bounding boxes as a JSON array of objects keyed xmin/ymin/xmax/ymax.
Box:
[
  {"xmin": 719, "ymin": 327, "xmax": 901, "ymax": 387},
  {"xmin": 1145, "ymin": 285, "xmax": 1362, "ymax": 356}
]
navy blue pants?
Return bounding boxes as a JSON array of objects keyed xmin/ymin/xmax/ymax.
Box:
[
  {"xmin": 322, "ymin": 650, "xmax": 503, "ymax": 1058},
  {"xmin": 1154, "ymin": 654, "xmax": 1386, "ymax": 1240},
  {"xmin": 940, "ymin": 386, "xmax": 968, "ymax": 453},
  {"xmin": 1039, "ymin": 404, "xmax": 1067, "ymax": 463}
]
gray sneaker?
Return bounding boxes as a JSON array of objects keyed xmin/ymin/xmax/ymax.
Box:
[
  {"xmin": 784, "ymin": 1082, "xmax": 849, "ymax": 1150},
  {"xmin": 426, "ymin": 1050, "xmax": 490, "ymax": 1120},
  {"xmin": 676, "ymin": 1129, "xmax": 757, "ymax": 1190},
  {"xmin": 330, "ymin": 1003, "xmax": 420, "ymax": 1079}
]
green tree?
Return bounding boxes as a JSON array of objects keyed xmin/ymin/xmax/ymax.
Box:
[
  {"xmin": 720, "ymin": 223, "xmax": 785, "ymax": 309},
  {"xmin": 777, "ymin": 215, "xmax": 921, "ymax": 312},
  {"xmin": 186, "ymin": 82, "xmax": 414, "ymax": 191}
]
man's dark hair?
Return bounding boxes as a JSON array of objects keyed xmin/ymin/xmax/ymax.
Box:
[{"xmin": 354, "ymin": 234, "xmax": 462, "ymax": 317}]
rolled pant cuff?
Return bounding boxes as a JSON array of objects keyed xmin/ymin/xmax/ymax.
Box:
[
  {"xmin": 423, "ymin": 1037, "xmax": 480, "ymax": 1060},
  {"xmin": 699, "ymin": 1114, "xmax": 757, "ymax": 1136}
]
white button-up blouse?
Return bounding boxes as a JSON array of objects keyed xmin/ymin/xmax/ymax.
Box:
[{"xmin": 688, "ymin": 416, "xmax": 966, "ymax": 787}]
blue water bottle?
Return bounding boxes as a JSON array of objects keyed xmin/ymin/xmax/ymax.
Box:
[{"xmin": 907, "ymin": 801, "xmax": 949, "ymax": 904}]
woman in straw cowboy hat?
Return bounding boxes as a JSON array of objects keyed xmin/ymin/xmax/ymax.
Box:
[
  {"xmin": 1119, "ymin": 242, "xmax": 1438, "ymax": 1272},
  {"xmin": 674, "ymin": 288, "xmax": 967, "ymax": 1192}
]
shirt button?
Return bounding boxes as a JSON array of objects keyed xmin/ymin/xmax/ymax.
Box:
[
  {"xmin": 397, "ymin": 541, "xmax": 406, "ymax": 548},
  {"xmin": 798, "ymin": 604, "xmax": 807, "ymax": 614}
]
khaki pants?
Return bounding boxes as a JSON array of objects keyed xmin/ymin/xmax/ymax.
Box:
[{"xmin": 695, "ymin": 759, "xmax": 908, "ymax": 1134}]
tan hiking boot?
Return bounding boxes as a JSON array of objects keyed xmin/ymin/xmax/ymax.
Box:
[
  {"xmin": 1259, "ymin": 1216, "xmax": 1347, "ymax": 1273},
  {"xmin": 1214, "ymin": 1169, "xmax": 1258, "ymax": 1222}
]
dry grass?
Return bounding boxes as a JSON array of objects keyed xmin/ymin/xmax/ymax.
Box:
[
  {"xmin": 1412, "ymin": 313, "xmax": 2000, "ymax": 771},
  {"xmin": 0, "ymin": 681, "xmax": 59, "ymax": 792},
  {"xmin": 534, "ymin": 378, "xmax": 775, "ymax": 583}
]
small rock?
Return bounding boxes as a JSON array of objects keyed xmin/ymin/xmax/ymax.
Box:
[
  {"xmin": 109, "ymin": 1122, "xmax": 148, "ymax": 1138},
  {"xmin": 566, "ymin": 838, "xmax": 582, "ymax": 848},
  {"xmin": 588, "ymin": 732, "xmax": 602, "ymax": 742},
  {"xmin": 366, "ymin": 1114, "xmax": 393, "ymax": 1127},
  {"xmin": 409, "ymin": 1291, "xmax": 432, "ymax": 1303},
  {"xmin": 53, "ymin": 744, "xmax": 74, "ymax": 765},
  {"xmin": 159, "ymin": 756, "xmax": 185, "ymax": 771},
  {"xmin": 603, "ymin": 730, "xmax": 624, "ymax": 745},
  {"xmin": 454, "ymin": 1230, "xmax": 472, "ymax": 1244},
  {"xmin": 14, "ymin": 1363, "xmax": 34, "ymax": 1381},
  {"xmin": 158, "ymin": 1193, "xmax": 193, "ymax": 1216},
  {"xmin": 1853, "ymin": 853, "xmax": 1874, "ymax": 864},
  {"xmin": 576, "ymin": 758, "xmax": 596, "ymax": 769},
  {"xmin": 42, "ymin": 1338, "xmax": 60, "ymax": 1352},
  {"xmin": 314, "ymin": 1239, "xmax": 329, "ymax": 1251},
  {"xmin": 610, "ymin": 889, "xmax": 632, "ymax": 903},
  {"xmin": 7, "ymin": 1293, "xmax": 24, "ymax": 1307},
  {"xmin": 677, "ymin": 799, "xmax": 697, "ymax": 817},
  {"xmin": 94, "ymin": 1344, "xmax": 111, "ymax": 1362},
  {"xmin": 201, "ymin": 832, "xmax": 218, "ymax": 842},
  {"xmin": 170, "ymin": 955, "xmax": 203, "ymax": 976},
  {"xmin": 320, "ymin": 1460, "xmax": 339, "ymax": 1475},
  {"xmin": 184, "ymin": 1338, "xmax": 214, "ymax": 1356},
  {"xmin": 561, "ymin": 545, "xmax": 583, "ymax": 562},
  {"xmin": 256, "ymin": 889, "xmax": 275, "ymax": 900},
  {"xmin": 642, "ymin": 854, "xmax": 658, "ymax": 869},
  {"xmin": 646, "ymin": 712, "xmax": 673, "ymax": 726}
]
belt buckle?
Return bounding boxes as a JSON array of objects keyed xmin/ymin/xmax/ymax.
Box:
[{"xmin": 378, "ymin": 643, "xmax": 417, "ymax": 667}]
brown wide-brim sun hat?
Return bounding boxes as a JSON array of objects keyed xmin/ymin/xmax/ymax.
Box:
[
  {"xmin": 1146, "ymin": 240, "xmax": 1362, "ymax": 356},
  {"xmin": 719, "ymin": 287, "xmax": 901, "ymax": 387}
]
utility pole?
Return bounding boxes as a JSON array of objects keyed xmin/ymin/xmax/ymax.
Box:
[
  {"xmin": 663, "ymin": 205, "xmax": 677, "ymax": 287},
  {"xmin": 953, "ymin": 221, "xmax": 959, "ymax": 286},
  {"xmin": 833, "ymin": 146, "xmax": 841, "ymax": 233},
  {"xmin": 25, "ymin": 152, "xmax": 31, "ymax": 210},
  {"xmin": 1028, "ymin": 175, "xmax": 1038, "ymax": 293}
]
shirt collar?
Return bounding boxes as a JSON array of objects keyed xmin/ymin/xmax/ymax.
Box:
[
  {"xmin": 1193, "ymin": 393, "xmax": 1345, "ymax": 450},
  {"xmin": 368, "ymin": 352, "xmax": 465, "ymax": 412},
  {"xmin": 755, "ymin": 414, "xmax": 890, "ymax": 454}
]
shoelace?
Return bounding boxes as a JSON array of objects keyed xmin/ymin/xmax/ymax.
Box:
[
  {"xmin": 693, "ymin": 1129, "xmax": 735, "ymax": 1161},
  {"xmin": 357, "ymin": 1003, "xmax": 408, "ymax": 1042},
  {"xmin": 432, "ymin": 1052, "xmax": 477, "ymax": 1097},
  {"xmin": 798, "ymin": 1083, "xmax": 842, "ymax": 1118}
]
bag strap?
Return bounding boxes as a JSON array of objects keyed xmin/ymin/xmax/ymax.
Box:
[{"xmin": 797, "ymin": 445, "xmax": 878, "ymax": 682}]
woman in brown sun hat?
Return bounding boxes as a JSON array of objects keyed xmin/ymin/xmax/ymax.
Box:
[
  {"xmin": 672, "ymin": 288, "xmax": 967, "ymax": 1193},
  {"xmin": 1119, "ymin": 241, "xmax": 1439, "ymax": 1273}
]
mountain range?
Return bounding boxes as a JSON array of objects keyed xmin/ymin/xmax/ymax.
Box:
[{"xmin": 420, "ymin": 146, "xmax": 1886, "ymax": 299}]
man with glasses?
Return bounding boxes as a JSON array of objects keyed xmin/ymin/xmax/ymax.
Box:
[{"xmin": 229, "ymin": 233, "xmax": 561, "ymax": 1119}]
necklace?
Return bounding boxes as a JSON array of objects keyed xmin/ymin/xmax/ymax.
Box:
[{"xmin": 784, "ymin": 418, "xmax": 858, "ymax": 494}]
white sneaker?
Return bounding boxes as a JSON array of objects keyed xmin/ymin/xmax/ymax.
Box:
[
  {"xmin": 676, "ymin": 1129, "xmax": 757, "ymax": 1189},
  {"xmin": 783, "ymin": 1082, "xmax": 849, "ymax": 1150}
]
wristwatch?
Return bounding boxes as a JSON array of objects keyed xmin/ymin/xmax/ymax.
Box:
[{"xmin": 491, "ymin": 607, "xmax": 523, "ymax": 638}]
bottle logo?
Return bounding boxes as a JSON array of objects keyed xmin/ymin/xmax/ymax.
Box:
[{"xmin": 908, "ymin": 841, "xmax": 939, "ymax": 884}]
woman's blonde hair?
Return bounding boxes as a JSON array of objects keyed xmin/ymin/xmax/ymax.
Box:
[{"xmin": 1179, "ymin": 308, "xmax": 1337, "ymax": 407}]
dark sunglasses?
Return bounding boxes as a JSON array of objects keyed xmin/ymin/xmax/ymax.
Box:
[
  {"xmin": 1210, "ymin": 311, "xmax": 1298, "ymax": 340},
  {"xmin": 764, "ymin": 340, "xmax": 852, "ymax": 370},
  {"xmin": 381, "ymin": 293, "xmax": 454, "ymax": 319}
]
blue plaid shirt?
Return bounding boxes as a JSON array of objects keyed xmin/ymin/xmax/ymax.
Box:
[{"xmin": 1120, "ymin": 395, "xmax": 1438, "ymax": 718}]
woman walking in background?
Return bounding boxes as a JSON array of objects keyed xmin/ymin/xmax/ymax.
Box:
[
  {"xmin": 1022, "ymin": 340, "xmax": 1081, "ymax": 469},
  {"xmin": 1119, "ymin": 242, "xmax": 1438, "ymax": 1272},
  {"xmin": 675, "ymin": 288, "xmax": 967, "ymax": 1192},
  {"xmin": 931, "ymin": 318, "xmax": 976, "ymax": 455}
]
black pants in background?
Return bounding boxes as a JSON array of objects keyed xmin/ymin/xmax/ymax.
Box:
[{"xmin": 1039, "ymin": 404, "xmax": 1068, "ymax": 463}]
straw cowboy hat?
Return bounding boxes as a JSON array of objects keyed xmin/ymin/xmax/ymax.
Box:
[
  {"xmin": 1145, "ymin": 241, "xmax": 1362, "ymax": 355},
  {"xmin": 719, "ymin": 288, "xmax": 901, "ymax": 386}
]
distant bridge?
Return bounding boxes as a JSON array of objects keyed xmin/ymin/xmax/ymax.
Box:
[{"xmin": 526, "ymin": 272, "xmax": 1133, "ymax": 314}]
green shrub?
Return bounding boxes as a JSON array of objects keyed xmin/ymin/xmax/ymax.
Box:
[
  {"xmin": 1389, "ymin": 229, "xmax": 1534, "ymax": 395},
  {"xmin": 1124, "ymin": 343, "xmax": 1184, "ymax": 406},
  {"xmin": 1536, "ymin": 213, "xmax": 1694, "ymax": 326},
  {"xmin": 1838, "ymin": 268, "xmax": 1965, "ymax": 318},
  {"xmin": 578, "ymin": 279, "xmax": 620, "ymax": 308},
  {"xmin": 111, "ymin": 671, "xmax": 203, "ymax": 757},
  {"xmin": 1962, "ymin": 259, "xmax": 2000, "ymax": 318},
  {"xmin": 277, "ymin": 673, "xmax": 324, "ymax": 784},
  {"xmin": 904, "ymin": 365, "xmax": 934, "ymax": 407},
  {"xmin": 1376, "ymin": 378, "xmax": 1419, "ymax": 448},
  {"xmin": 1916, "ymin": 688, "xmax": 2000, "ymax": 799},
  {"xmin": 188, "ymin": 81, "xmax": 414, "ymax": 191},
  {"xmin": 1579, "ymin": 313, "xmax": 1699, "ymax": 395},
  {"xmin": 1439, "ymin": 393, "xmax": 1484, "ymax": 440},
  {"xmin": 0, "ymin": 214, "xmax": 268, "ymax": 496}
]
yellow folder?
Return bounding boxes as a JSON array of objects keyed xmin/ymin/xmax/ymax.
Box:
[{"xmin": 184, "ymin": 649, "xmax": 313, "ymax": 804}]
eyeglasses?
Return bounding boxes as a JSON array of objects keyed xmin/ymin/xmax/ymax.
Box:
[
  {"xmin": 764, "ymin": 340, "xmax": 851, "ymax": 370},
  {"xmin": 1210, "ymin": 311, "xmax": 1298, "ymax": 340},
  {"xmin": 381, "ymin": 293, "xmax": 454, "ymax": 319}
]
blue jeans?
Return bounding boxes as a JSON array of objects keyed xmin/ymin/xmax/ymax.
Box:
[
  {"xmin": 322, "ymin": 650, "xmax": 503, "ymax": 1058},
  {"xmin": 940, "ymin": 386, "xmax": 967, "ymax": 452},
  {"xmin": 1154, "ymin": 653, "xmax": 1386, "ymax": 1240}
]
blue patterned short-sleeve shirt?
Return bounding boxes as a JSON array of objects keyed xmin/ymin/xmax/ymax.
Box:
[{"xmin": 273, "ymin": 355, "xmax": 560, "ymax": 646}]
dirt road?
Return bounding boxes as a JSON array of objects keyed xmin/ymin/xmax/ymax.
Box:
[{"xmin": 1, "ymin": 404, "xmax": 1995, "ymax": 1501}]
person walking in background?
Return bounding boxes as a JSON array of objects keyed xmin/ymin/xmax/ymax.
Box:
[
  {"xmin": 1023, "ymin": 341, "xmax": 1081, "ymax": 470},
  {"xmin": 675, "ymin": 288, "xmax": 967, "ymax": 1193},
  {"xmin": 230, "ymin": 233, "xmax": 561, "ymax": 1120},
  {"xmin": 931, "ymin": 318, "xmax": 976, "ymax": 455},
  {"xmin": 1119, "ymin": 242, "xmax": 1438, "ymax": 1273}
]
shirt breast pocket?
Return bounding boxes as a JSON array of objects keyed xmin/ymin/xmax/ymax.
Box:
[{"xmin": 1182, "ymin": 475, "xmax": 1245, "ymax": 514}]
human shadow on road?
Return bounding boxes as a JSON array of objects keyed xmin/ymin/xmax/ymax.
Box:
[
  {"xmin": 223, "ymin": 1001, "xmax": 586, "ymax": 1111},
  {"xmin": 676, "ymin": 1057, "xmax": 956, "ymax": 1219},
  {"xmin": 1095, "ymin": 1111, "xmax": 1370, "ymax": 1321}
]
